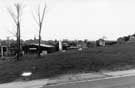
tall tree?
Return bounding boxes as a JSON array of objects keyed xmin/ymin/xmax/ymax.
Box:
[
  {"xmin": 7, "ymin": 3, "xmax": 23, "ymax": 60},
  {"xmin": 32, "ymin": 4, "xmax": 47, "ymax": 56}
]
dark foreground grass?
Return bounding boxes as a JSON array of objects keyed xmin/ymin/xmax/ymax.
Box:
[{"xmin": 1, "ymin": 42, "xmax": 135, "ymax": 83}]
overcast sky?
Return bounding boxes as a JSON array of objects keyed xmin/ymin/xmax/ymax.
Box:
[{"xmin": 0, "ymin": 0, "xmax": 135, "ymax": 40}]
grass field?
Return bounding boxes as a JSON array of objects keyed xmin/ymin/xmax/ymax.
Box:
[{"xmin": 1, "ymin": 42, "xmax": 135, "ymax": 83}]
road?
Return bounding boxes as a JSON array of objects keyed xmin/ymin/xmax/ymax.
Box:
[{"xmin": 43, "ymin": 75, "xmax": 135, "ymax": 88}]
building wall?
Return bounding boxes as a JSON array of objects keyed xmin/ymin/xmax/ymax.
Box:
[{"xmin": 22, "ymin": 44, "xmax": 57, "ymax": 55}]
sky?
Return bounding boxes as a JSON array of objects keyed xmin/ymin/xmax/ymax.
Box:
[{"xmin": 0, "ymin": 0, "xmax": 135, "ymax": 40}]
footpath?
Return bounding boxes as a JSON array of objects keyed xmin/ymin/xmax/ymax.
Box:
[{"xmin": 1, "ymin": 69, "xmax": 135, "ymax": 88}]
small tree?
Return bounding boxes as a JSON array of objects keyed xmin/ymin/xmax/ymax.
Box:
[
  {"xmin": 32, "ymin": 4, "xmax": 47, "ymax": 56},
  {"xmin": 7, "ymin": 3, "xmax": 23, "ymax": 60}
]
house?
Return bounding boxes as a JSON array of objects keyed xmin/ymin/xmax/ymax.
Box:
[
  {"xmin": 0, "ymin": 42, "xmax": 10, "ymax": 57},
  {"xmin": 22, "ymin": 43, "xmax": 57, "ymax": 55},
  {"xmin": 77, "ymin": 42, "xmax": 87, "ymax": 48},
  {"xmin": 0, "ymin": 45, "xmax": 8, "ymax": 57},
  {"xmin": 105, "ymin": 41, "xmax": 117, "ymax": 46},
  {"xmin": 128, "ymin": 35, "xmax": 135, "ymax": 42},
  {"xmin": 117, "ymin": 37, "xmax": 125, "ymax": 44},
  {"xmin": 96, "ymin": 39, "xmax": 105, "ymax": 46}
]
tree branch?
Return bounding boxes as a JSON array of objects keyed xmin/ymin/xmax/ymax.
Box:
[
  {"xmin": 38, "ymin": 5, "xmax": 41, "ymax": 25},
  {"xmin": 7, "ymin": 7, "xmax": 17, "ymax": 24},
  {"xmin": 41, "ymin": 4, "xmax": 46, "ymax": 23},
  {"xmin": 32, "ymin": 10, "xmax": 39, "ymax": 25}
]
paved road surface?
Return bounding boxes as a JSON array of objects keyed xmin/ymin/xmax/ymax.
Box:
[{"xmin": 43, "ymin": 76, "xmax": 135, "ymax": 88}]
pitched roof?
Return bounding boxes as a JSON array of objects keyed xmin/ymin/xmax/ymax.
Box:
[{"xmin": 31, "ymin": 43, "xmax": 54, "ymax": 48}]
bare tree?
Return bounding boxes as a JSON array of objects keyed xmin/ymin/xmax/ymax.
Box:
[
  {"xmin": 32, "ymin": 4, "xmax": 47, "ymax": 56},
  {"xmin": 7, "ymin": 3, "xmax": 23, "ymax": 60}
]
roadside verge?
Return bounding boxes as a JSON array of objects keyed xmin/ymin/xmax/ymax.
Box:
[{"xmin": 1, "ymin": 69, "xmax": 135, "ymax": 88}]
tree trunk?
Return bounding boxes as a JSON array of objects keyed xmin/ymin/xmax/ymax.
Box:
[
  {"xmin": 38, "ymin": 25, "xmax": 41, "ymax": 57},
  {"xmin": 38, "ymin": 35, "xmax": 41, "ymax": 57},
  {"xmin": 16, "ymin": 22, "xmax": 20, "ymax": 60}
]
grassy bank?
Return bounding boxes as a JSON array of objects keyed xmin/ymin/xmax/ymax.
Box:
[{"xmin": 1, "ymin": 42, "xmax": 135, "ymax": 83}]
